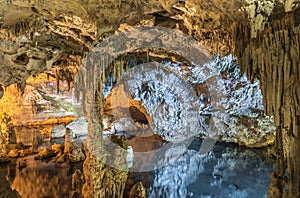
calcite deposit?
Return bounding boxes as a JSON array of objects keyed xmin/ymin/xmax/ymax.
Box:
[{"xmin": 0, "ymin": 0, "xmax": 300, "ymax": 197}]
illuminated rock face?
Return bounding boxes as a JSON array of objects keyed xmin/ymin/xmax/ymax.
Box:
[
  {"xmin": 234, "ymin": 10, "xmax": 300, "ymax": 198},
  {"xmin": 1, "ymin": 0, "xmax": 298, "ymax": 88},
  {"xmin": 0, "ymin": 112, "xmax": 16, "ymax": 154},
  {"xmin": 0, "ymin": 0, "xmax": 300, "ymax": 197}
]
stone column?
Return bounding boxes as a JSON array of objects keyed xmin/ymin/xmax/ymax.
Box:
[{"xmin": 234, "ymin": 8, "xmax": 300, "ymax": 198}]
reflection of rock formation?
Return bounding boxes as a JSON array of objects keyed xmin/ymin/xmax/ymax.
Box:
[
  {"xmin": 71, "ymin": 169, "xmax": 85, "ymax": 197},
  {"xmin": 9, "ymin": 157, "xmax": 72, "ymax": 198},
  {"xmin": 147, "ymin": 142, "xmax": 274, "ymax": 198},
  {"xmin": 0, "ymin": 166, "xmax": 20, "ymax": 198},
  {"xmin": 148, "ymin": 149, "xmax": 209, "ymax": 197}
]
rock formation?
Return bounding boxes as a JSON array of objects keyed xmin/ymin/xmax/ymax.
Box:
[
  {"xmin": 0, "ymin": 0, "xmax": 300, "ymax": 197},
  {"xmin": 234, "ymin": 8, "xmax": 300, "ymax": 198}
]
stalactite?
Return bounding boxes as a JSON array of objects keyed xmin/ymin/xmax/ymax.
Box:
[
  {"xmin": 125, "ymin": 60, "xmax": 129, "ymax": 73},
  {"xmin": 102, "ymin": 56, "xmax": 106, "ymax": 84},
  {"xmin": 113, "ymin": 62, "xmax": 117, "ymax": 83},
  {"xmin": 233, "ymin": 8, "xmax": 300, "ymax": 198}
]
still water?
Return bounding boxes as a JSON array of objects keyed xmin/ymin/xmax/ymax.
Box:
[
  {"xmin": 1, "ymin": 136, "xmax": 274, "ymax": 198},
  {"xmin": 127, "ymin": 138, "xmax": 274, "ymax": 198}
]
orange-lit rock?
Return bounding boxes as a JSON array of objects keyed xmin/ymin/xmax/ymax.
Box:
[
  {"xmin": 129, "ymin": 134, "xmax": 164, "ymax": 152},
  {"xmin": 129, "ymin": 181, "xmax": 146, "ymax": 198},
  {"xmin": 0, "ymin": 112, "xmax": 15, "ymax": 153},
  {"xmin": 8, "ymin": 149, "xmax": 19, "ymax": 158}
]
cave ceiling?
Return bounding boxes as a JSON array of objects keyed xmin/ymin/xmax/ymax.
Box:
[{"xmin": 0, "ymin": 0, "xmax": 299, "ymax": 88}]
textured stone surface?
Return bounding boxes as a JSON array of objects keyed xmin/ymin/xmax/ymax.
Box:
[
  {"xmin": 0, "ymin": 0, "xmax": 241, "ymax": 87},
  {"xmin": 129, "ymin": 182, "xmax": 146, "ymax": 198},
  {"xmin": 82, "ymin": 141, "xmax": 128, "ymax": 198},
  {"xmin": 234, "ymin": 8, "xmax": 300, "ymax": 198},
  {"xmin": 51, "ymin": 124, "xmax": 66, "ymax": 138},
  {"xmin": 0, "ymin": 0, "xmax": 298, "ymax": 89},
  {"xmin": 1, "ymin": 0, "xmax": 300, "ymax": 197},
  {"xmin": 0, "ymin": 0, "xmax": 95, "ymax": 90},
  {"xmin": 0, "ymin": 112, "xmax": 15, "ymax": 153},
  {"xmin": 0, "ymin": 0, "xmax": 298, "ymax": 88}
]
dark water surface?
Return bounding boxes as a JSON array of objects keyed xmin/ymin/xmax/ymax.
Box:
[
  {"xmin": 1, "ymin": 139, "xmax": 274, "ymax": 198},
  {"xmin": 127, "ymin": 139, "xmax": 274, "ymax": 198}
]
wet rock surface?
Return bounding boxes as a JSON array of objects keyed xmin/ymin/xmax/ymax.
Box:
[
  {"xmin": 65, "ymin": 140, "xmax": 85, "ymax": 163},
  {"xmin": 82, "ymin": 140, "xmax": 128, "ymax": 198},
  {"xmin": 8, "ymin": 149, "xmax": 19, "ymax": 158}
]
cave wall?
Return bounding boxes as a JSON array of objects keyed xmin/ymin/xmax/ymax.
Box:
[
  {"xmin": 234, "ymin": 7, "xmax": 300, "ymax": 198},
  {"xmin": 0, "ymin": 0, "xmax": 248, "ymax": 88},
  {"xmin": 1, "ymin": 0, "xmax": 299, "ymax": 87},
  {"xmin": 1, "ymin": 0, "xmax": 300, "ymax": 197}
]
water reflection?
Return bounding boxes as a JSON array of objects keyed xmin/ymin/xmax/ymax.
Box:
[
  {"xmin": 0, "ymin": 156, "xmax": 73, "ymax": 198},
  {"xmin": 134, "ymin": 139, "xmax": 275, "ymax": 198}
]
